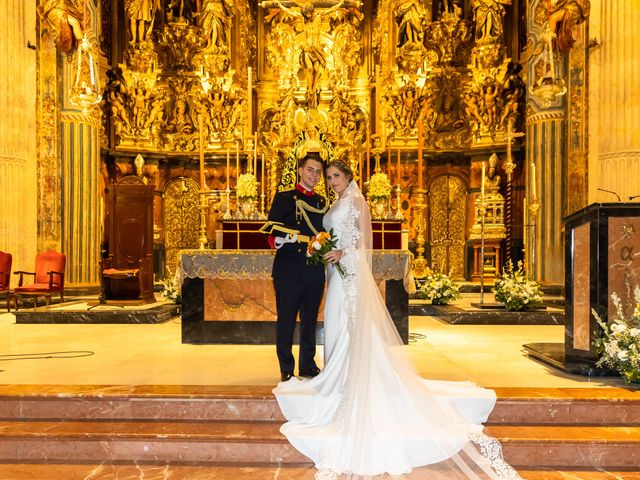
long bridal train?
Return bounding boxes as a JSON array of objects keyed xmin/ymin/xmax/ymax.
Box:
[{"xmin": 274, "ymin": 181, "xmax": 521, "ymax": 479}]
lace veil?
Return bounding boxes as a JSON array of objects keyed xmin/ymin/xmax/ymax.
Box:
[{"xmin": 317, "ymin": 180, "xmax": 520, "ymax": 479}]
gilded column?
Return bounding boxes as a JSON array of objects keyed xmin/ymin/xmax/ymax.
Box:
[
  {"xmin": 37, "ymin": 9, "xmax": 61, "ymax": 254},
  {"xmin": 59, "ymin": 110, "xmax": 101, "ymax": 286},
  {"xmin": 525, "ymin": 0, "xmax": 566, "ymax": 284},
  {"xmin": 42, "ymin": 0, "xmax": 102, "ymax": 287},
  {"xmin": 588, "ymin": 0, "xmax": 640, "ymax": 202},
  {"xmin": 0, "ymin": 0, "xmax": 37, "ymax": 272}
]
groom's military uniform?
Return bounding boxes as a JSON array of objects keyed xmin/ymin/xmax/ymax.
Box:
[{"xmin": 264, "ymin": 184, "xmax": 327, "ymax": 377}]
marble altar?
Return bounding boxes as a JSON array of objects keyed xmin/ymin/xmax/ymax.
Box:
[{"xmin": 178, "ymin": 250, "xmax": 413, "ymax": 344}]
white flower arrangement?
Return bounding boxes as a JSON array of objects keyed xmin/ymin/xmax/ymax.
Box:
[
  {"xmin": 160, "ymin": 278, "xmax": 181, "ymax": 304},
  {"xmin": 417, "ymin": 270, "xmax": 461, "ymax": 305},
  {"xmin": 236, "ymin": 173, "xmax": 258, "ymax": 199},
  {"xmin": 493, "ymin": 260, "xmax": 543, "ymax": 311},
  {"xmin": 593, "ymin": 288, "xmax": 640, "ymax": 384},
  {"xmin": 367, "ymin": 172, "xmax": 392, "ymax": 200}
]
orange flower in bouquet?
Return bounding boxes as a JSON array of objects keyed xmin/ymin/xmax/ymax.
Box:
[{"xmin": 306, "ymin": 228, "xmax": 346, "ymax": 277}]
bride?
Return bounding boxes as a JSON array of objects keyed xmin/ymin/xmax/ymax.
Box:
[{"xmin": 274, "ymin": 160, "xmax": 521, "ymax": 479}]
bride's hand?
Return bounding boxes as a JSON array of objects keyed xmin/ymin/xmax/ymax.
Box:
[{"xmin": 323, "ymin": 249, "xmax": 343, "ymax": 264}]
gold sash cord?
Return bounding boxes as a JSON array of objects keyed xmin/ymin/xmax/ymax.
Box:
[{"xmin": 295, "ymin": 199, "xmax": 329, "ymax": 236}]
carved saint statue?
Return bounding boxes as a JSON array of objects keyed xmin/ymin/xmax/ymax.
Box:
[
  {"xmin": 485, "ymin": 153, "xmax": 501, "ymax": 191},
  {"xmin": 38, "ymin": 0, "xmax": 84, "ymax": 53},
  {"xmin": 199, "ymin": 0, "xmax": 233, "ymax": 51},
  {"xmin": 169, "ymin": 99, "xmax": 194, "ymax": 133},
  {"xmin": 125, "ymin": 0, "xmax": 161, "ymax": 45},
  {"xmin": 260, "ymin": 0, "xmax": 361, "ymax": 109},
  {"xmin": 548, "ymin": 0, "xmax": 590, "ymax": 52},
  {"xmin": 394, "ymin": 0, "xmax": 429, "ymax": 48},
  {"xmin": 471, "ymin": 0, "xmax": 511, "ymax": 46}
]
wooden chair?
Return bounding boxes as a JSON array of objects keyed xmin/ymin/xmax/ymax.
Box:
[
  {"xmin": 0, "ymin": 251, "xmax": 11, "ymax": 311},
  {"xmin": 14, "ymin": 251, "xmax": 66, "ymax": 309},
  {"xmin": 100, "ymin": 177, "xmax": 155, "ymax": 303}
]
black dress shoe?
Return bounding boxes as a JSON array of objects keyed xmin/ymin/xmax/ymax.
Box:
[
  {"xmin": 298, "ymin": 366, "xmax": 321, "ymax": 378},
  {"xmin": 280, "ymin": 371, "xmax": 294, "ymax": 382}
]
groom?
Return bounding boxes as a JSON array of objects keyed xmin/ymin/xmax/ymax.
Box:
[{"xmin": 264, "ymin": 153, "xmax": 327, "ymax": 382}]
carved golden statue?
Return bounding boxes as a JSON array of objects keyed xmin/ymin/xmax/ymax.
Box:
[
  {"xmin": 260, "ymin": 0, "xmax": 361, "ymax": 108},
  {"xmin": 394, "ymin": 0, "xmax": 428, "ymax": 48},
  {"xmin": 199, "ymin": 0, "xmax": 233, "ymax": 51},
  {"xmin": 548, "ymin": 0, "xmax": 590, "ymax": 52},
  {"xmin": 38, "ymin": 0, "xmax": 84, "ymax": 53},
  {"xmin": 471, "ymin": 0, "xmax": 511, "ymax": 46},
  {"xmin": 125, "ymin": 0, "xmax": 161, "ymax": 45}
]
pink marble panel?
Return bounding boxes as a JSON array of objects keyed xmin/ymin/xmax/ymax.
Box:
[
  {"xmin": 608, "ymin": 217, "xmax": 640, "ymax": 320},
  {"xmin": 0, "ymin": 398, "xmax": 283, "ymax": 422},
  {"xmin": 0, "ymin": 438, "xmax": 309, "ymax": 464},
  {"xmin": 203, "ymin": 278, "xmax": 385, "ymax": 322},
  {"xmin": 573, "ymin": 222, "xmax": 591, "ymax": 351},
  {"xmin": 204, "ymin": 278, "xmax": 280, "ymax": 321}
]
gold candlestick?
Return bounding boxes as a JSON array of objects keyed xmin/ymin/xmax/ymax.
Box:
[
  {"xmin": 528, "ymin": 195, "xmax": 541, "ymax": 280},
  {"xmin": 412, "ymin": 188, "xmax": 428, "ymax": 279},
  {"xmin": 394, "ymin": 184, "xmax": 404, "ymax": 220},
  {"xmin": 198, "ymin": 117, "xmax": 209, "ymax": 250},
  {"xmin": 223, "ymin": 188, "xmax": 232, "ymax": 220}
]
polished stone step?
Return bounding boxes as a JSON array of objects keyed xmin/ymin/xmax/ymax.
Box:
[
  {"xmin": 2, "ymin": 386, "xmax": 639, "ymax": 425},
  {"xmin": 0, "ymin": 464, "xmax": 638, "ymax": 480},
  {"xmin": 0, "ymin": 420, "xmax": 639, "ymax": 468},
  {"xmin": 409, "ymin": 302, "xmax": 565, "ymax": 325}
]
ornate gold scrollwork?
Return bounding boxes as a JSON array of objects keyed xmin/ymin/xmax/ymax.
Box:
[
  {"xmin": 429, "ymin": 175, "xmax": 467, "ymax": 279},
  {"xmin": 163, "ymin": 177, "xmax": 201, "ymax": 278}
]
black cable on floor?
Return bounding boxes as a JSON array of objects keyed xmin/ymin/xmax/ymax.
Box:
[
  {"xmin": 408, "ymin": 332, "xmax": 427, "ymax": 343},
  {"xmin": 0, "ymin": 351, "xmax": 95, "ymax": 361}
]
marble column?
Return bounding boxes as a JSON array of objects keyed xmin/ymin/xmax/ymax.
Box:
[
  {"xmin": 0, "ymin": 0, "xmax": 37, "ymax": 273},
  {"xmin": 525, "ymin": 0, "xmax": 566, "ymax": 284},
  {"xmin": 588, "ymin": 0, "xmax": 640, "ymax": 203}
]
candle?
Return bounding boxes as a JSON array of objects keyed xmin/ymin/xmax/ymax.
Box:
[
  {"xmin": 261, "ymin": 152, "xmax": 265, "ymax": 196},
  {"xmin": 235, "ymin": 141, "xmax": 240, "ymax": 187},
  {"xmin": 531, "ymin": 162, "xmax": 537, "ymax": 198},
  {"xmin": 397, "ymin": 147, "xmax": 401, "ymax": 184},
  {"xmin": 365, "ymin": 129, "xmax": 370, "ymax": 180},
  {"xmin": 417, "ymin": 115, "xmax": 423, "ymax": 189},
  {"xmin": 226, "ymin": 148, "xmax": 230, "ymax": 190},
  {"xmin": 247, "ymin": 66, "xmax": 252, "ymax": 137},
  {"xmin": 199, "ymin": 116, "xmax": 205, "ymax": 190},
  {"xmin": 375, "ymin": 64, "xmax": 381, "ymax": 135},
  {"xmin": 481, "ymin": 161, "xmax": 485, "ymax": 199},
  {"xmin": 254, "ymin": 132, "xmax": 258, "ymax": 176}
]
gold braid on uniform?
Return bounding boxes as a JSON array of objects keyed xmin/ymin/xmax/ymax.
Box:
[{"xmin": 296, "ymin": 199, "xmax": 328, "ymax": 236}]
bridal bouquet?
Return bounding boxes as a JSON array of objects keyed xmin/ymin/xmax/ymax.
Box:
[
  {"xmin": 306, "ymin": 229, "xmax": 346, "ymax": 278},
  {"xmin": 593, "ymin": 289, "xmax": 640, "ymax": 384},
  {"xmin": 417, "ymin": 270, "xmax": 461, "ymax": 305},
  {"xmin": 493, "ymin": 260, "xmax": 543, "ymax": 311}
]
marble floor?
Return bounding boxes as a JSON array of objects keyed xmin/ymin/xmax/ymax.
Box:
[{"xmin": 0, "ymin": 303, "xmax": 630, "ymax": 389}]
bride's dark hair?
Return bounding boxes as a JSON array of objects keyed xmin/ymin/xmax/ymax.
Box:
[{"xmin": 326, "ymin": 160, "xmax": 353, "ymax": 182}]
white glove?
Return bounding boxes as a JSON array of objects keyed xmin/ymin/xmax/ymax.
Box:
[{"xmin": 274, "ymin": 233, "xmax": 298, "ymax": 249}]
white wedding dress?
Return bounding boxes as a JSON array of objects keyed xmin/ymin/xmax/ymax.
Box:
[{"xmin": 274, "ymin": 181, "xmax": 521, "ymax": 479}]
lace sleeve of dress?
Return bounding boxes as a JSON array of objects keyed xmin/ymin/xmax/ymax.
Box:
[{"xmin": 340, "ymin": 193, "xmax": 361, "ymax": 257}]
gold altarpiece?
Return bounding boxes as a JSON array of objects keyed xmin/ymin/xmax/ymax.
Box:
[{"xmin": 38, "ymin": 0, "xmax": 531, "ymax": 283}]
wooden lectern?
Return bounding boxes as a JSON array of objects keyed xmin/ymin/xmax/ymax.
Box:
[
  {"xmin": 101, "ymin": 177, "xmax": 155, "ymax": 303},
  {"xmin": 562, "ymin": 203, "xmax": 640, "ymax": 373}
]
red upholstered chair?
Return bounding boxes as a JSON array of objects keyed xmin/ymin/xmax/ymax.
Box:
[
  {"xmin": 0, "ymin": 251, "xmax": 12, "ymax": 310},
  {"xmin": 14, "ymin": 251, "xmax": 66, "ymax": 309}
]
